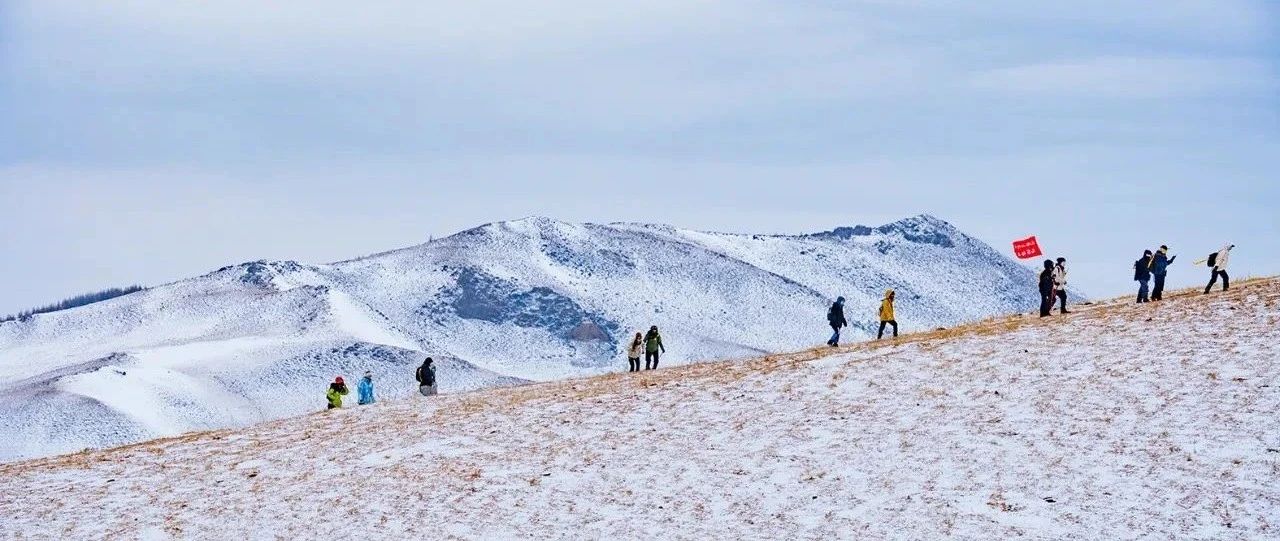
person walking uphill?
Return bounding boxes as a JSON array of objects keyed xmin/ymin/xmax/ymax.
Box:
[
  {"xmin": 1134, "ymin": 250, "xmax": 1153, "ymax": 303},
  {"xmin": 826, "ymin": 296, "xmax": 848, "ymax": 347},
  {"xmin": 1149, "ymin": 245, "xmax": 1176, "ymax": 301},
  {"xmin": 415, "ymin": 358, "xmax": 437, "ymax": 397},
  {"xmin": 326, "ymin": 376, "xmax": 349, "ymax": 410},
  {"xmin": 1205, "ymin": 244, "xmax": 1234, "ymax": 293},
  {"xmin": 877, "ymin": 290, "xmax": 898, "ymax": 340},
  {"xmin": 627, "ymin": 332, "xmax": 644, "ymax": 373},
  {"xmin": 357, "ymin": 371, "xmax": 376, "ymax": 405},
  {"xmin": 1039, "ymin": 260, "xmax": 1056, "ymax": 317},
  {"xmin": 644, "ymin": 326, "xmax": 665, "ymax": 370},
  {"xmin": 1053, "ymin": 257, "xmax": 1070, "ymax": 314}
]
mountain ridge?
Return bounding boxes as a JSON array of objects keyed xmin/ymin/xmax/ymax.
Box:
[{"xmin": 1, "ymin": 214, "xmax": 1047, "ymax": 461}]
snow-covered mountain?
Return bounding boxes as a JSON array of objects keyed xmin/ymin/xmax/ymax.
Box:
[{"xmin": 0, "ymin": 214, "xmax": 1043, "ymax": 461}]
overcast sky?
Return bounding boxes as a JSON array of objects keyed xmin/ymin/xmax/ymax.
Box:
[{"xmin": 2, "ymin": 0, "xmax": 1278, "ymax": 315}]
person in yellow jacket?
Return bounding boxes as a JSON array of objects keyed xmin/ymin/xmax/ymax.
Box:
[{"xmin": 877, "ymin": 289, "xmax": 898, "ymax": 340}]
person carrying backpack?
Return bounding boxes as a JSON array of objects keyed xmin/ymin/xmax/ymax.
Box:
[
  {"xmin": 357, "ymin": 371, "xmax": 376, "ymax": 405},
  {"xmin": 1039, "ymin": 260, "xmax": 1056, "ymax": 317},
  {"xmin": 877, "ymin": 290, "xmax": 898, "ymax": 340},
  {"xmin": 326, "ymin": 376, "xmax": 349, "ymax": 410},
  {"xmin": 627, "ymin": 332, "xmax": 644, "ymax": 373},
  {"xmin": 644, "ymin": 326, "xmax": 665, "ymax": 370},
  {"xmin": 1052, "ymin": 257, "xmax": 1070, "ymax": 314},
  {"xmin": 1204, "ymin": 244, "xmax": 1234, "ymax": 294},
  {"xmin": 415, "ymin": 358, "xmax": 437, "ymax": 396},
  {"xmin": 1134, "ymin": 250, "xmax": 1153, "ymax": 303},
  {"xmin": 826, "ymin": 296, "xmax": 848, "ymax": 347},
  {"xmin": 1149, "ymin": 245, "xmax": 1176, "ymax": 301}
]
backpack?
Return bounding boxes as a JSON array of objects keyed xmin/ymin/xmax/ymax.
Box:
[
  {"xmin": 827, "ymin": 304, "xmax": 841, "ymax": 324},
  {"xmin": 1206, "ymin": 252, "xmax": 1217, "ymax": 268}
]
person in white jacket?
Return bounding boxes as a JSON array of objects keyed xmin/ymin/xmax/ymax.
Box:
[
  {"xmin": 626, "ymin": 332, "xmax": 644, "ymax": 373},
  {"xmin": 1052, "ymin": 257, "xmax": 1070, "ymax": 314},
  {"xmin": 1205, "ymin": 244, "xmax": 1234, "ymax": 293}
]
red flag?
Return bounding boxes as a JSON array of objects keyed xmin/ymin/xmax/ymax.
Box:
[{"xmin": 1012, "ymin": 236, "xmax": 1043, "ymax": 260}]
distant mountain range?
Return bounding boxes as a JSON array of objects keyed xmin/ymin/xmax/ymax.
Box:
[{"xmin": 0, "ymin": 214, "xmax": 1045, "ymax": 461}]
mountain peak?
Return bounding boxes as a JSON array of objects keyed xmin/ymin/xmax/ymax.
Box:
[
  {"xmin": 896, "ymin": 213, "xmax": 954, "ymax": 229},
  {"xmin": 489, "ymin": 216, "xmax": 581, "ymax": 236},
  {"xmin": 808, "ymin": 214, "xmax": 960, "ymax": 247},
  {"xmin": 506, "ymin": 215, "xmax": 562, "ymax": 226}
]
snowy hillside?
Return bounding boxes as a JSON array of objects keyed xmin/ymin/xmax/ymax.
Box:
[
  {"xmin": 1, "ymin": 278, "xmax": 1274, "ymax": 539},
  {"xmin": 0, "ymin": 214, "xmax": 1040, "ymax": 462}
]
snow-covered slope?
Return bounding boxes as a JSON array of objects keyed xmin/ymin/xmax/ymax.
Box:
[
  {"xmin": 0, "ymin": 214, "xmax": 1041, "ymax": 462},
  {"xmin": 1, "ymin": 278, "xmax": 1274, "ymax": 539}
]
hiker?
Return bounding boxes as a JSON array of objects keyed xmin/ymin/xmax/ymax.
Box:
[
  {"xmin": 357, "ymin": 371, "xmax": 375, "ymax": 405},
  {"xmin": 644, "ymin": 326, "xmax": 665, "ymax": 370},
  {"xmin": 1039, "ymin": 260, "xmax": 1055, "ymax": 317},
  {"xmin": 1053, "ymin": 257, "xmax": 1070, "ymax": 314},
  {"xmin": 1134, "ymin": 250, "xmax": 1153, "ymax": 303},
  {"xmin": 627, "ymin": 332, "xmax": 644, "ymax": 373},
  {"xmin": 1205, "ymin": 244, "xmax": 1234, "ymax": 293},
  {"xmin": 826, "ymin": 296, "xmax": 848, "ymax": 347},
  {"xmin": 877, "ymin": 290, "xmax": 898, "ymax": 339},
  {"xmin": 326, "ymin": 376, "xmax": 349, "ymax": 410},
  {"xmin": 415, "ymin": 357, "xmax": 438, "ymax": 396},
  {"xmin": 1149, "ymin": 245, "xmax": 1176, "ymax": 301}
]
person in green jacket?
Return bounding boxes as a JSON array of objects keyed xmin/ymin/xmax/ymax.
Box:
[
  {"xmin": 326, "ymin": 376, "xmax": 349, "ymax": 410},
  {"xmin": 644, "ymin": 326, "xmax": 665, "ymax": 370}
]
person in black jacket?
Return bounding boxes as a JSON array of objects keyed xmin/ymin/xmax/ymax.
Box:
[
  {"xmin": 1039, "ymin": 260, "xmax": 1056, "ymax": 317},
  {"xmin": 1134, "ymin": 250, "xmax": 1153, "ymax": 303},
  {"xmin": 826, "ymin": 296, "xmax": 847, "ymax": 347},
  {"xmin": 415, "ymin": 357, "xmax": 437, "ymax": 397}
]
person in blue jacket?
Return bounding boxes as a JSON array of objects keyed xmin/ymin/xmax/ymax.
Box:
[
  {"xmin": 1149, "ymin": 245, "xmax": 1176, "ymax": 301},
  {"xmin": 357, "ymin": 371, "xmax": 376, "ymax": 405}
]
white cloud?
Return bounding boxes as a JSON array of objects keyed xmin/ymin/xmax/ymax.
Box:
[
  {"xmin": 18, "ymin": 0, "xmax": 733, "ymax": 59},
  {"xmin": 968, "ymin": 56, "xmax": 1276, "ymax": 98},
  {"xmin": 855, "ymin": 0, "xmax": 1273, "ymax": 46}
]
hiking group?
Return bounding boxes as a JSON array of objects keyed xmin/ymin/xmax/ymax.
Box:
[
  {"xmin": 626, "ymin": 326, "xmax": 666, "ymax": 372},
  {"xmin": 1133, "ymin": 244, "xmax": 1233, "ymax": 304},
  {"xmin": 324, "ymin": 357, "xmax": 438, "ymax": 410},
  {"xmin": 821, "ymin": 242, "xmax": 1238, "ymax": 348},
  {"xmin": 321, "ymin": 242, "xmax": 1239, "ymax": 410},
  {"xmin": 1037, "ymin": 257, "xmax": 1070, "ymax": 317},
  {"xmin": 826, "ymin": 289, "xmax": 898, "ymax": 347}
]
